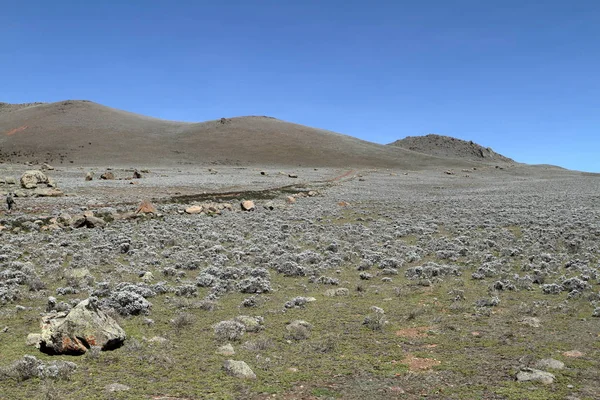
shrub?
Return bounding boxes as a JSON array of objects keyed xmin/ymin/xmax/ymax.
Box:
[{"xmin": 213, "ymin": 320, "xmax": 246, "ymax": 342}]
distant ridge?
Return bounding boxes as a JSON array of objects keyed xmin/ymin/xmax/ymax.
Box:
[{"xmin": 388, "ymin": 134, "xmax": 514, "ymax": 164}]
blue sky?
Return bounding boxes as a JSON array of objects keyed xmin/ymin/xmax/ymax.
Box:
[{"xmin": 1, "ymin": 1, "xmax": 599, "ymax": 171}]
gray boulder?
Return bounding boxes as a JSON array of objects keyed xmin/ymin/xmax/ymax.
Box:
[
  {"xmin": 223, "ymin": 360, "xmax": 256, "ymax": 379},
  {"xmin": 38, "ymin": 297, "xmax": 126, "ymax": 355},
  {"xmin": 516, "ymin": 368, "xmax": 555, "ymax": 384}
]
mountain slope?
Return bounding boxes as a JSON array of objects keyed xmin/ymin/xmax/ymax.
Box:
[
  {"xmin": 0, "ymin": 100, "xmax": 480, "ymax": 168},
  {"xmin": 389, "ymin": 134, "xmax": 514, "ymax": 164}
]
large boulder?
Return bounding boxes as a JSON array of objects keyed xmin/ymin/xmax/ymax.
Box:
[
  {"xmin": 38, "ymin": 297, "xmax": 126, "ymax": 355},
  {"xmin": 20, "ymin": 170, "xmax": 49, "ymax": 189}
]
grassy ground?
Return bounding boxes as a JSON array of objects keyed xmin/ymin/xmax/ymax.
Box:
[{"xmin": 0, "ymin": 212, "xmax": 599, "ymax": 400}]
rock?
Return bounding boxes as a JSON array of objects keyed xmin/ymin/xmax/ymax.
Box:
[
  {"xmin": 85, "ymin": 215, "xmax": 106, "ymax": 228},
  {"xmin": 288, "ymin": 174, "xmax": 298, "ymax": 178},
  {"xmin": 136, "ymin": 200, "xmax": 157, "ymax": 214},
  {"xmin": 563, "ymin": 350, "xmax": 584, "ymax": 358},
  {"xmin": 337, "ymin": 201, "xmax": 350, "ymax": 207},
  {"xmin": 41, "ymin": 163, "xmax": 54, "ymax": 171},
  {"xmin": 286, "ymin": 320, "xmax": 312, "ymax": 331},
  {"xmin": 20, "ymin": 170, "xmax": 49, "ymax": 189},
  {"xmin": 185, "ymin": 205, "xmax": 203, "ymax": 214},
  {"xmin": 223, "ymin": 360, "xmax": 256, "ymax": 379},
  {"xmin": 286, "ymin": 196, "xmax": 296, "ymax": 204},
  {"xmin": 260, "ymin": 171, "xmax": 267, "ymax": 175},
  {"xmin": 324, "ymin": 288, "xmax": 350, "ymax": 297},
  {"xmin": 516, "ymin": 368, "xmax": 555, "ymax": 384},
  {"xmin": 535, "ymin": 359, "xmax": 565, "ymax": 370},
  {"xmin": 105, "ymin": 383, "xmax": 130, "ymax": 393},
  {"xmin": 70, "ymin": 215, "xmax": 87, "ymax": 228},
  {"xmin": 132, "ymin": 170, "xmax": 142, "ymax": 179},
  {"xmin": 26, "ymin": 333, "xmax": 42, "ymax": 347},
  {"xmin": 38, "ymin": 297, "xmax": 126, "ymax": 355},
  {"xmin": 216, "ymin": 343, "xmax": 235, "ymax": 356},
  {"xmin": 444, "ymin": 170, "xmax": 455, "ymax": 175},
  {"xmin": 85, "ymin": 172, "xmax": 93, "ymax": 181},
  {"xmin": 520, "ymin": 317, "xmax": 541, "ymax": 328},
  {"xmin": 234, "ymin": 316, "xmax": 264, "ymax": 332},
  {"xmin": 71, "ymin": 214, "xmax": 106, "ymax": 229},
  {"xmin": 14, "ymin": 189, "xmax": 28, "ymax": 197},
  {"xmin": 308, "ymin": 191, "xmax": 318, "ymax": 197},
  {"xmin": 100, "ymin": 171, "xmax": 115, "ymax": 180},
  {"xmin": 6, "ymin": 177, "xmax": 16, "ymax": 185},
  {"xmin": 241, "ymin": 200, "xmax": 255, "ymax": 211},
  {"xmin": 33, "ymin": 188, "xmax": 64, "ymax": 197},
  {"xmin": 141, "ymin": 272, "xmax": 154, "ymax": 283}
]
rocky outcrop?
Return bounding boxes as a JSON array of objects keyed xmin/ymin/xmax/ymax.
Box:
[{"xmin": 37, "ymin": 297, "xmax": 126, "ymax": 355}]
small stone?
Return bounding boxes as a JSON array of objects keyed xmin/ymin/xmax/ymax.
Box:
[
  {"xmin": 216, "ymin": 344, "xmax": 235, "ymax": 356},
  {"xmin": 185, "ymin": 205, "xmax": 203, "ymax": 214},
  {"xmin": 241, "ymin": 200, "xmax": 255, "ymax": 211},
  {"xmin": 286, "ymin": 196, "xmax": 296, "ymax": 204},
  {"xmin": 288, "ymin": 174, "xmax": 298, "ymax": 178},
  {"xmin": 535, "ymin": 358, "xmax": 565, "ymax": 370},
  {"xmin": 516, "ymin": 368, "xmax": 555, "ymax": 384},
  {"xmin": 223, "ymin": 360, "xmax": 256, "ymax": 379},
  {"xmin": 105, "ymin": 383, "xmax": 130, "ymax": 393},
  {"xmin": 136, "ymin": 200, "xmax": 157, "ymax": 214},
  {"xmin": 563, "ymin": 350, "xmax": 584, "ymax": 358},
  {"xmin": 520, "ymin": 317, "xmax": 541, "ymax": 328}
]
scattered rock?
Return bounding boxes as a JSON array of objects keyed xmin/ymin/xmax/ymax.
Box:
[
  {"xmin": 136, "ymin": 200, "xmax": 157, "ymax": 214},
  {"xmin": 516, "ymin": 368, "xmax": 555, "ymax": 384},
  {"xmin": 223, "ymin": 360, "xmax": 256, "ymax": 379},
  {"xmin": 520, "ymin": 317, "xmax": 541, "ymax": 328},
  {"xmin": 132, "ymin": 170, "xmax": 142, "ymax": 179},
  {"xmin": 286, "ymin": 196, "xmax": 296, "ymax": 204},
  {"xmin": 241, "ymin": 200, "xmax": 255, "ymax": 211},
  {"xmin": 535, "ymin": 359, "xmax": 565, "ymax": 370},
  {"xmin": 85, "ymin": 172, "xmax": 93, "ymax": 181},
  {"xmin": 33, "ymin": 188, "xmax": 64, "ymax": 197},
  {"xmin": 324, "ymin": 288, "xmax": 349, "ymax": 297},
  {"xmin": 562, "ymin": 350, "xmax": 584, "ymax": 358},
  {"xmin": 100, "ymin": 171, "xmax": 115, "ymax": 180},
  {"xmin": 288, "ymin": 174, "xmax": 298, "ymax": 178},
  {"xmin": 216, "ymin": 344, "xmax": 235, "ymax": 356},
  {"xmin": 186, "ymin": 205, "xmax": 203, "ymax": 214},
  {"xmin": 105, "ymin": 383, "xmax": 131, "ymax": 393}
]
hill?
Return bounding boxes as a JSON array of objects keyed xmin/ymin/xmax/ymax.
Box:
[
  {"xmin": 0, "ymin": 100, "xmax": 478, "ymax": 169},
  {"xmin": 388, "ymin": 134, "xmax": 514, "ymax": 164}
]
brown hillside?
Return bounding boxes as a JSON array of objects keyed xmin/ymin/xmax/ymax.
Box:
[{"xmin": 1, "ymin": 100, "xmax": 478, "ymax": 168}]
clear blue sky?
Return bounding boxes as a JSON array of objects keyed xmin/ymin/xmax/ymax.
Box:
[{"xmin": 2, "ymin": 1, "xmax": 599, "ymax": 171}]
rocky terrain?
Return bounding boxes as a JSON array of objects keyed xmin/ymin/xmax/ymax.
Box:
[
  {"xmin": 0, "ymin": 160, "xmax": 599, "ymax": 400},
  {"xmin": 389, "ymin": 134, "xmax": 514, "ymax": 164}
]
